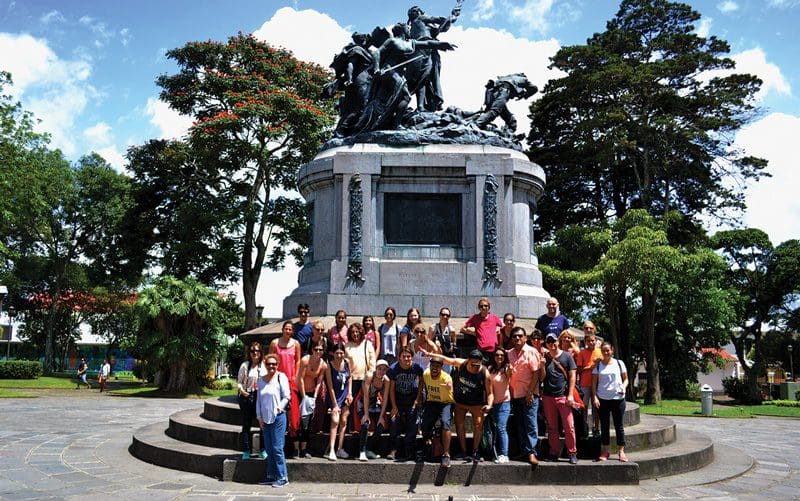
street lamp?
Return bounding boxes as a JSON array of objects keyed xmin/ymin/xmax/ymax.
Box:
[
  {"xmin": 256, "ymin": 305, "xmax": 264, "ymax": 321},
  {"xmin": 6, "ymin": 305, "xmax": 16, "ymax": 361},
  {"xmin": 789, "ymin": 344, "xmax": 794, "ymax": 382}
]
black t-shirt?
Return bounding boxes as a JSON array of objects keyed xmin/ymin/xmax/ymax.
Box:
[
  {"xmin": 388, "ymin": 362, "xmax": 423, "ymax": 408},
  {"xmin": 543, "ymin": 351, "xmax": 576, "ymax": 397},
  {"xmin": 453, "ymin": 362, "xmax": 487, "ymax": 406}
]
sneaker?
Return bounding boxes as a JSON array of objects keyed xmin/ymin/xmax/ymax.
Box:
[
  {"xmin": 365, "ymin": 450, "xmax": 380, "ymax": 460},
  {"xmin": 358, "ymin": 452, "xmax": 368, "ymax": 462},
  {"xmin": 259, "ymin": 449, "xmax": 267, "ymax": 459},
  {"xmin": 493, "ymin": 455, "xmax": 509, "ymax": 464},
  {"xmin": 472, "ymin": 451, "xmax": 483, "ymax": 463},
  {"xmin": 619, "ymin": 451, "xmax": 628, "ymax": 462},
  {"xmin": 242, "ymin": 451, "xmax": 251, "ymax": 460},
  {"xmin": 441, "ymin": 454, "xmax": 451, "ymax": 468},
  {"xmin": 592, "ymin": 427, "xmax": 600, "ymax": 437},
  {"xmin": 452, "ymin": 452, "xmax": 467, "ymax": 461},
  {"xmin": 271, "ymin": 478, "xmax": 289, "ymax": 488},
  {"xmin": 569, "ymin": 454, "xmax": 578, "ymax": 465},
  {"xmin": 302, "ymin": 450, "xmax": 312, "ymax": 459},
  {"xmin": 598, "ymin": 452, "xmax": 610, "ymax": 461},
  {"xmin": 258, "ymin": 477, "xmax": 275, "ymax": 485},
  {"xmin": 326, "ymin": 451, "xmax": 337, "ymax": 461},
  {"xmin": 415, "ymin": 451, "xmax": 425, "ymax": 463},
  {"xmin": 336, "ymin": 449, "xmax": 350, "ymax": 459},
  {"xmin": 385, "ymin": 450, "xmax": 396, "ymax": 460}
]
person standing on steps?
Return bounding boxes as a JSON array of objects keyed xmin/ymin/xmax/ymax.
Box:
[
  {"xmin": 237, "ymin": 341, "xmax": 265, "ymax": 460},
  {"xmin": 535, "ymin": 297, "xmax": 570, "ymax": 338},
  {"xmin": 542, "ymin": 332, "xmax": 579, "ymax": 464},
  {"xmin": 592, "ymin": 341, "xmax": 629, "ymax": 462},
  {"xmin": 256, "ymin": 353, "xmax": 290, "ymax": 488}
]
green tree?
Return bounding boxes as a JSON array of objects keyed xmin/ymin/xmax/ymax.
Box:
[
  {"xmin": 528, "ymin": 0, "xmax": 766, "ymax": 240},
  {"xmin": 3, "ymin": 150, "xmax": 133, "ymax": 372},
  {"xmin": 712, "ymin": 229, "xmax": 800, "ymax": 402},
  {"xmin": 129, "ymin": 276, "xmax": 228, "ymax": 393},
  {"xmin": 155, "ymin": 33, "xmax": 335, "ymax": 328}
]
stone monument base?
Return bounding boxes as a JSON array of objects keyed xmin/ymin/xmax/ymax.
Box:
[{"xmin": 283, "ymin": 144, "xmax": 549, "ymax": 319}]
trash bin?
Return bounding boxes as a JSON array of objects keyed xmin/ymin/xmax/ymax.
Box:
[{"xmin": 701, "ymin": 384, "xmax": 713, "ymax": 416}]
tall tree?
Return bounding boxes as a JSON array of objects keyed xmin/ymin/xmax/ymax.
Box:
[
  {"xmin": 155, "ymin": 33, "xmax": 335, "ymax": 328},
  {"xmin": 528, "ymin": 0, "xmax": 766, "ymax": 240},
  {"xmin": 712, "ymin": 229, "xmax": 800, "ymax": 402}
]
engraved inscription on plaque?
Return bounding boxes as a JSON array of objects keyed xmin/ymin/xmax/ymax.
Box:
[{"xmin": 384, "ymin": 193, "xmax": 462, "ymax": 245}]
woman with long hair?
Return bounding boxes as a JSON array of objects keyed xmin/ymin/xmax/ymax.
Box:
[
  {"xmin": 487, "ymin": 347, "xmax": 513, "ymax": 463},
  {"xmin": 345, "ymin": 322, "xmax": 376, "ymax": 433},
  {"xmin": 256, "ymin": 353, "xmax": 290, "ymax": 487},
  {"xmin": 430, "ymin": 307, "xmax": 457, "ymax": 373},
  {"xmin": 362, "ymin": 315, "xmax": 380, "ymax": 355},
  {"xmin": 399, "ymin": 307, "xmax": 422, "ymax": 348},
  {"xmin": 378, "ymin": 307, "xmax": 400, "ymax": 363},
  {"xmin": 269, "ymin": 321, "xmax": 302, "ymax": 458},
  {"xmin": 592, "ymin": 342, "xmax": 629, "ymax": 462},
  {"xmin": 325, "ymin": 342, "xmax": 352, "ymax": 460},
  {"xmin": 236, "ymin": 341, "xmax": 264, "ymax": 459}
]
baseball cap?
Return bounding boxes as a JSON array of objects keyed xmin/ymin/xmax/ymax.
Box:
[
  {"xmin": 545, "ymin": 333, "xmax": 558, "ymax": 343},
  {"xmin": 375, "ymin": 359, "xmax": 389, "ymax": 368},
  {"xmin": 468, "ymin": 349, "xmax": 483, "ymax": 359},
  {"xmin": 430, "ymin": 357, "xmax": 444, "ymax": 365}
]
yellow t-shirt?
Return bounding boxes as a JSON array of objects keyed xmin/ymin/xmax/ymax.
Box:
[{"xmin": 423, "ymin": 369, "xmax": 455, "ymax": 404}]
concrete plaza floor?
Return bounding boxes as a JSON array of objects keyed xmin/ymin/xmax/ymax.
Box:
[{"xmin": 0, "ymin": 390, "xmax": 798, "ymax": 500}]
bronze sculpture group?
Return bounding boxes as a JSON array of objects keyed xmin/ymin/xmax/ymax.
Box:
[{"xmin": 322, "ymin": 3, "xmax": 538, "ymax": 150}]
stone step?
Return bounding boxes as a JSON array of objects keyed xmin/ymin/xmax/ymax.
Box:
[
  {"xmin": 131, "ymin": 418, "xmax": 714, "ymax": 485},
  {"xmin": 167, "ymin": 406, "xmax": 672, "ymax": 460}
]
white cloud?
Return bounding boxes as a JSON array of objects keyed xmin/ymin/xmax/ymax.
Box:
[
  {"xmin": 253, "ymin": 7, "xmax": 351, "ymax": 67},
  {"xmin": 0, "ymin": 33, "xmax": 94, "ymax": 155},
  {"xmin": 732, "ymin": 48, "xmax": 791, "ymax": 99},
  {"xmin": 717, "ymin": 1, "xmax": 739, "ymax": 13},
  {"xmin": 509, "ymin": 0, "xmax": 555, "ymax": 34},
  {"xmin": 119, "ymin": 28, "xmax": 131, "ymax": 47},
  {"xmin": 695, "ymin": 17, "xmax": 713, "ymax": 38},
  {"xmin": 79, "ymin": 15, "xmax": 113, "ymax": 48},
  {"xmin": 472, "ymin": 0, "xmax": 497, "ymax": 22},
  {"xmin": 735, "ymin": 113, "xmax": 800, "ymax": 244},
  {"xmin": 83, "ymin": 122, "xmax": 112, "ymax": 146},
  {"xmin": 40, "ymin": 10, "xmax": 65, "ymax": 25},
  {"xmin": 94, "ymin": 145, "xmax": 127, "ymax": 172},
  {"xmin": 766, "ymin": 0, "xmax": 800, "ymax": 7},
  {"xmin": 144, "ymin": 97, "xmax": 192, "ymax": 140}
]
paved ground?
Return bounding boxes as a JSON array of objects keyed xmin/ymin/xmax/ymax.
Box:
[{"xmin": 0, "ymin": 390, "xmax": 798, "ymax": 500}]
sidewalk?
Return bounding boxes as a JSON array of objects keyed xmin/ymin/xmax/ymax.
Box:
[{"xmin": 0, "ymin": 390, "xmax": 798, "ymax": 500}]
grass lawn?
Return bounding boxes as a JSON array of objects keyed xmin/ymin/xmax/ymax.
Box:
[
  {"xmin": 0, "ymin": 376, "xmax": 145, "ymax": 391},
  {"xmin": 639, "ymin": 399, "xmax": 800, "ymax": 418},
  {"xmin": 0, "ymin": 389, "xmax": 36, "ymax": 398}
]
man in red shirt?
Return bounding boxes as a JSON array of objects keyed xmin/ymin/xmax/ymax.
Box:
[{"xmin": 460, "ymin": 297, "xmax": 503, "ymax": 362}]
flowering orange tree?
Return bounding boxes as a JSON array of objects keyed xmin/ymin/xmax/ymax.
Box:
[{"xmin": 156, "ymin": 33, "xmax": 335, "ymax": 328}]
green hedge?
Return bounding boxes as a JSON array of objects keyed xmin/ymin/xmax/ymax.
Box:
[
  {"xmin": 772, "ymin": 399, "xmax": 800, "ymax": 408},
  {"xmin": 0, "ymin": 361, "xmax": 44, "ymax": 379}
]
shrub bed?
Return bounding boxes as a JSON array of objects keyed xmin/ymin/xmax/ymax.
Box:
[{"xmin": 0, "ymin": 361, "xmax": 44, "ymax": 379}]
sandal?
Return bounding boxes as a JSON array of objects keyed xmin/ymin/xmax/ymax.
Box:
[{"xmin": 619, "ymin": 451, "xmax": 628, "ymax": 462}]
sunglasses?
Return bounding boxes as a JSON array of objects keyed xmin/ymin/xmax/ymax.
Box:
[
  {"xmin": 414, "ymin": 330, "xmax": 426, "ymax": 334},
  {"xmin": 299, "ymin": 310, "xmax": 310, "ymax": 315},
  {"xmin": 313, "ymin": 348, "xmax": 324, "ymax": 352},
  {"xmin": 512, "ymin": 334, "xmax": 525, "ymax": 338},
  {"xmin": 265, "ymin": 362, "xmax": 277, "ymax": 367},
  {"xmin": 440, "ymin": 313, "xmax": 450, "ymax": 317},
  {"xmin": 479, "ymin": 304, "xmax": 490, "ymax": 309}
]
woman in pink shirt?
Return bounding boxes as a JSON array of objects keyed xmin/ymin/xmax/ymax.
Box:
[{"xmin": 487, "ymin": 347, "xmax": 513, "ymax": 463}]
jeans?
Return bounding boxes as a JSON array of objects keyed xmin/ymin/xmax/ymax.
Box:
[
  {"xmin": 598, "ymin": 398, "xmax": 626, "ymax": 446},
  {"xmin": 510, "ymin": 395, "xmax": 539, "ymax": 456},
  {"xmin": 389, "ymin": 406, "xmax": 419, "ymax": 457},
  {"xmin": 238, "ymin": 393, "xmax": 257, "ymax": 452},
  {"xmin": 261, "ymin": 412, "xmax": 288, "ymax": 483},
  {"xmin": 490, "ymin": 400, "xmax": 511, "ymax": 457},
  {"xmin": 542, "ymin": 395, "xmax": 576, "ymax": 456}
]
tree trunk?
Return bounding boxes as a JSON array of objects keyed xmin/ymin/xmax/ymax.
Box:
[
  {"xmin": 643, "ymin": 288, "xmax": 661, "ymax": 405},
  {"xmin": 243, "ymin": 268, "xmax": 259, "ymax": 330}
]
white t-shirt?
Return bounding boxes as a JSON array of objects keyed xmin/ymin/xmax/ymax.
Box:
[{"xmin": 592, "ymin": 358, "xmax": 627, "ymax": 400}]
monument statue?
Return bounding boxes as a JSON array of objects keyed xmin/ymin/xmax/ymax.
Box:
[
  {"xmin": 323, "ymin": 32, "xmax": 374, "ymax": 138},
  {"xmin": 404, "ymin": 2, "xmax": 463, "ymax": 111}
]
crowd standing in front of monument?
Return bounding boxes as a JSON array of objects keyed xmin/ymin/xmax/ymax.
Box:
[{"xmin": 242, "ymin": 295, "xmax": 631, "ymax": 489}]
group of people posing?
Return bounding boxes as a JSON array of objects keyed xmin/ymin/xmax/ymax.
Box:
[{"xmin": 236, "ymin": 297, "xmax": 629, "ymax": 486}]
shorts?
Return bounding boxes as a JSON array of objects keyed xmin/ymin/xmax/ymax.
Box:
[{"xmin": 421, "ymin": 402, "xmax": 452, "ymax": 433}]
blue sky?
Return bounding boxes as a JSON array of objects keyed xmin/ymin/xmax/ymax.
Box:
[{"xmin": 1, "ymin": 0, "xmax": 798, "ymax": 316}]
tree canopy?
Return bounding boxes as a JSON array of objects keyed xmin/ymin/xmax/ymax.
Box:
[
  {"xmin": 528, "ymin": 0, "xmax": 766, "ymax": 240},
  {"xmin": 154, "ymin": 33, "xmax": 336, "ymax": 328}
]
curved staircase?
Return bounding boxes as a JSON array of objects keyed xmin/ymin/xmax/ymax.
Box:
[{"xmin": 131, "ymin": 395, "xmax": 715, "ymax": 485}]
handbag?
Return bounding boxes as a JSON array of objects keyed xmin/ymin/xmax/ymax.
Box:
[{"xmin": 550, "ymin": 355, "xmax": 585, "ymax": 408}]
